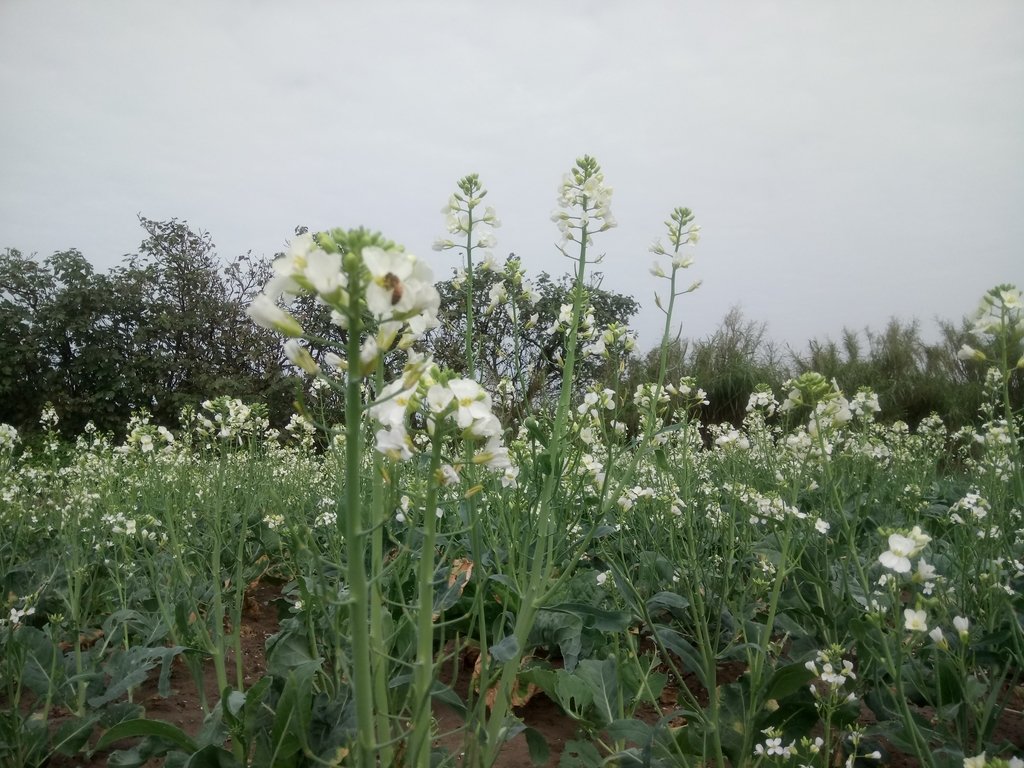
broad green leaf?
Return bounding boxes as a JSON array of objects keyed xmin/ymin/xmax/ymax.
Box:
[
  {"xmin": 554, "ymin": 672, "xmax": 593, "ymax": 719},
  {"xmin": 524, "ymin": 727, "xmax": 550, "ymax": 766},
  {"xmin": 489, "ymin": 634, "xmax": 520, "ymax": 664},
  {"xmin": 96, "ymin": 719, "xmax": 198, "ymax": 753},
  {"xmin": 558, "ymin": 739, "xmax": 603, "ymax": 767},
  {"xmin": 764, "ymin": 661, "xmax": 815, "ymax": 701},
  {"xmin": 645, "ymin": 592, "xmax": 690, "ymax": 620},
  {"xmin": 575, "ymin": 658, "xmax": 619, "ymax": 726},
  {"xmin": 653, "ymin": 627, "xmax": 708, "ymax": 690},
  {"xmin": 185, "ymin": 744, "xmax": 243, "ymax": 768}
]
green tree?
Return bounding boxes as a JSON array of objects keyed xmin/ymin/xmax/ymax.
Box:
[
  {"xmin": 124, "ymin": 217, "xmax": 296, "ymax": 426},
  {"xmin": 423, "ymin": 256, "xmax": 640, "ymax": 421}
]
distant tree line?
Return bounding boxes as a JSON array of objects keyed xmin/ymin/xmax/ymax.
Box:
[
  {"xmin": 1, "ymin": 217, "xmax": 1016, "ymax": 438},
  {"xmin": 629, "ymin": 306, "xmax": 1018, "ymax": 429}
]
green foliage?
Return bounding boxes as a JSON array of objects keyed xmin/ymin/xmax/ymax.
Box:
[
  {"xmin": 1, "ymin": 219, "xmax": 298, "ymax": 435},
  {"xmin": 424, "ymin": 257, "xmax": 640, "ymax": 420}
]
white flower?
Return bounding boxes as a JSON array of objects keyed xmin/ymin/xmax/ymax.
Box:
[
  {"xmin": 247, "ymin": 294, "xmax": 304, "ymax": 337},
  {"xmin": 375, "ymin": 426, "xmax": 413, "ymax": 461},
  {"xmin": 814, "ymin": 518, "xmax": 830, "ymax": 535},
  {"xmin": 370, "ymin": 379, "xmax": 417, "ymax": 428},
  {"xmin": 467, "ymin": 413, "xmax": 502, "ymax": 439},
  {"xmin": 363, "ymin": 247, "xmax": 415, "ymax": 317},
  {"xmin": 908, "ymin": 525, "xmax": 931, "ymax": 550},
  {"xmin": 474, "ymin": 435, "xmax": 512, "ymax": 471},
  {"xmin": 963, "ymin": 753, "xmax": 986, "ymax": 768},
  {"xmin": 500, "ymin": 466, "xmax": 519, "ymax": 488},
  {"xmin": 486, "ymin": 281, "xmax": 508, "ymax": 313},
  {"xmin": 303, "ymin": 248, "xmax": 346, "ymax": 300},
  {"xmin": 953, "ymin": 615, "xmax": 970, "ymax": 638},
  {"xmin": 904, "ymin": 608, "xmax": 928, "ymax": 632},
  {"xmin": 914, "ymin": 558, "xmax": 937, "ymax": 582},
  {"xmin": 929, "ymin": 627, "xmax": 946, "ymax": 647},
  {"xmin": 438, "ymin": 464, "xmax": 460, "ymax": 486},
  {"xmin": 362, "ymin": 247, "xmax": 439, "ymax": 324},
  {"xmin": 879, "ymin": 533, "xmax": 917, "ymax": 573},
  {"xmin": 426, "ymin": 384, "xmax": 455, "ymax": 415},
  {"xmin": 448, "ymin": 379, "xmax": 492, "ymax": 429}
]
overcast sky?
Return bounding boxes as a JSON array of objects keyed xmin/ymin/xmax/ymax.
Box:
[{"xmin": 2, "ymin": 1, "xmax": 1022, "ymax": 352}]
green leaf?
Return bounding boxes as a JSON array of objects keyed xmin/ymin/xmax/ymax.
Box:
[
  {"xmin": 490, "ymin": 634, "xmax": 521, "ymax": 664},
  {"xmin": 430, "ymin": 681, "xmax": 467, "ymax": 717},
  {"xmin": 653, "ymin": 627, "xmax": 708, "ymax": 690},
  {"xmin": 558, "ymin": 739, "xmax": 603, "ymax": 767},
  {"xmin": 52, "ymin": 713, "xmax": 100, "ymax": 756},
  {"xmin": 605, "ymin": 718, "xmax": 653, "ymax": 745},
  {"xmin": 96, "ymin": 719, "xmax": 198, "ymax": 753},
  {"xmin": 270, "ymin": 660, "xmax": 319, "ymax": 759},
  {"xmin": 554, "ymin": 671, "xmax": 593, "ymax": 719},
  {"xmin": 524, "ymin": 727, "xmax": 550, "ymax": 765},
  {"xmin": 645, "ymin": 592, "xmax": 690, "ymax": 620},
  {"xmin": 546, "ymin": 602, "xmax": 631, "ymax": 632},
  {"xmin": 764, "ymin": 661, "xmax": 815, "ymax": 701},
  {"xmin": 575, "ymin": 658, "xmax": 618, "ymax": 726},
  {"xmin": 185, "ymin": 745, "xmax": 243, "ymax": 768},
  {"xmin": 266, "ymin": 629, "xmax": 321, "ymax": 677}
]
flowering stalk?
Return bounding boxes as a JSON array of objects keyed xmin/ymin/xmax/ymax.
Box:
[
  {"xmin": 482, "ymin": 155, "xmax": 614, "ymax": 765},
  {"xmin": 435, "ymin": 174, "xmax": 500, "ymax": 381}
]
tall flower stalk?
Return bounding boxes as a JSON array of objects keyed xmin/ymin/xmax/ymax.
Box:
[
  {"xmin": 479, "ymin": 155, "xmax": 616, "ymax": 765},
  {"xmin": 434, "ymin": 173, "xmax": 501, "ymax": 381}
]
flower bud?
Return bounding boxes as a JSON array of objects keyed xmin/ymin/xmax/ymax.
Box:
[
  {"xmin": 284, "ymin": 339, "xmax": 319, "ymax": 375},
  {"xmin": 957, "ymin": 344, "xmax": 986, "ymax": 362},
  {"xmin": 247, "ymin": 294, "xmax": 304, "ymax": 337}
]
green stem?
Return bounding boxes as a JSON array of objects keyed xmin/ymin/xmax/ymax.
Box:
[
  {"xmin": 464, "ymin": 206, "xmax": 476, "ymax": 380},
  {"xmin": 370, "ymin": 365, "xmax": 394, "ymax": 766},
  {"xmin": 410, "ymin": 434, "xmax": 445, "ymax": 766},
  {"xmin": 342, "ymin": 266, "xmax": 377, "ymax": 767}
]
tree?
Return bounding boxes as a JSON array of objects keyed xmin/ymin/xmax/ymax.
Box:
[
  {"xmin": 422, "ymin": 255, "xmax": 640, "ymax": 421},
  {"xmin": 122, "ymin": 217, "xmax": 297, "ymax": 426}
]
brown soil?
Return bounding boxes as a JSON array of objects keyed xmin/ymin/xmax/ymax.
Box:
[{"xmin": 41, "ymin": 584, "xmax": 1024, "ymax": 767}]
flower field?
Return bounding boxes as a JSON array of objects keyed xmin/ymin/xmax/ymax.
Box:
[{"xmin": 1, "ymin": 158, "xmax": 1022, "ymax": 768}]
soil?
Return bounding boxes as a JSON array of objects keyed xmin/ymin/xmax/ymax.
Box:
[{"xmin": 40, "ymin": 582, "xmax": 1024, "ymax": 767}]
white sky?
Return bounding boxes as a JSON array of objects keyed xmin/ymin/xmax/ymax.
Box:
[{"xmin": 2, "ymin": 1, "xmax": 1022, "ymax": 352}]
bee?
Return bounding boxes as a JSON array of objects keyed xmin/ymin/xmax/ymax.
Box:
[{"xmin": 383, "ymin": 273, "xmax": 404, "ymax": 305}]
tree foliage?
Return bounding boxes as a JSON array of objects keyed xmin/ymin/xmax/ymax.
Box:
[
  {"xmin": 423, "ymin": 255, "xmax": 641, "ymax": 421},
  {"xmin": 0, "ymin": 219, "xmax": 298, "ymax": 435}
]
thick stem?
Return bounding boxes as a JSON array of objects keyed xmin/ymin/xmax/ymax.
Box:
[
  {"xmin": 342, "ymin": 268, "xmax": 377, "ymax": 767},
  {"xmin": 410, "ymin": 435, "xmax": 445, "ymax": 766}
]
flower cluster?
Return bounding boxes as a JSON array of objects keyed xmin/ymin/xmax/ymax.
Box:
[
  {"xmin": 119, "ymin": 412, "xmax": 176, "ymax": 455},
  {"xmin": 247, "ymin": 230, "xmax": 441, "ymax": 363},
  {"xmin": 0, "ymin": 423, "xmax": 18, "ymax": 454},
  {"xmin": 552, "ymin": 155, "xmax": 616, "ymax": 245},
  {"xmin": 753, "ymin": 727, "xmax": 794, "ymax": 760},
  {"xmin": 958, "ymin": 284, "xmax": 1023, "ymax": 369},
  {"xmin": 806, "ymin": 647, "xmax": 854, "ymax": 686},
  {"xmin": 194, "ymin": 397, "xmax": 270, "ymax": 444},
  {"xmin": 650, "ymin": 206, "xmax": 701, "ymax": 288},
  {"xmin": 369, "ymin": 364, "xmax": 516, "ymax": 485},
  {"xmin": 433, "ymin": 173, "xmax": 501, "ymax": 258}
]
